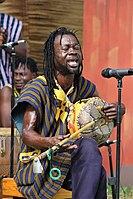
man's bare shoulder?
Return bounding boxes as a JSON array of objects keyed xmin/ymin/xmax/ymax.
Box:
[{"xmin": 0, "ymin": 85, "xmax": 12, "ymax": 99}]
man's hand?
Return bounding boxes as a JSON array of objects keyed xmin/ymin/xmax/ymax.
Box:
[
  {"xmin": 0, "ymin": 27, "xmax": 7, "ymax": 46},
  {"xmin": 102, "ymin": 102, "xmax": 126, "ymax": 120},
  {"xmin": 47, "ymin": 134, "xmax": 77, "ymax": 152}
]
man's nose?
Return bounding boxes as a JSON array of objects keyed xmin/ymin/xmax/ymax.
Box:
[
  {"xmin": 15, "ymin": 74, "xmax": 22, "ymax": 80},
  {"xmin": 69, "ymin": 47, "xmax": 77, "ymax": 54}
]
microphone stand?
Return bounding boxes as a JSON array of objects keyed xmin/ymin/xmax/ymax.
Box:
[
  {"xmin": 99, "ymin": 140, "xmax": 116, "ymax": 199},
  {"xmin": 10, "ymin": 46, "xmax": 16, "ymax": 177},
  {"xmin": 115, "ymin": 77, "xmax": 123, "ymax": 199}
]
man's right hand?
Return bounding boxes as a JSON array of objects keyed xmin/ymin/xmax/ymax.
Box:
[{"xmin": 47, "ymin": 134, "xmax": 78, "ymax": 152}]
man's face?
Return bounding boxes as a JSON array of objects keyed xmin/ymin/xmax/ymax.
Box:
[
  {"xmin": 23, "ymin": 68, "xmax": 36, "ymax": 84},
  {"xmin": 53, "ymin": 34, "xmax": 82, "ymax": 75},
  {"xmin": 14, "ymin": 64, "xmax": 35, "ymax": 91}
]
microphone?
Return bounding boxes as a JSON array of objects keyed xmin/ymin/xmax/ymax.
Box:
[
  {"xmin": 99, "ymin": 140, "xmax": 117, "ymax": 147},
  {"xmin": 101, "ymin": 67, "xmax": 133, "ymax": 79},
  {"xmin": 1, "ymin": 40, "xmax": 26, "ymax": 49}
]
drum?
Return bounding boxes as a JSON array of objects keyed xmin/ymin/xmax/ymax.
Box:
[
  {"xmin": 69, "ymin": 97, "xmax": 114, "ymax": 146},
  {"xmin": 0, "ymin": 128, "xmax": 21, "ymax": 177}
]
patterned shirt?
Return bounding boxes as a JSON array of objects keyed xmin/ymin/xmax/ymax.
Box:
[{"xmin": 0, "ymin": 13, "xmax": 22, "ymax": 88}]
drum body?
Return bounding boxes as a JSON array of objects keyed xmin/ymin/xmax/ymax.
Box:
[
  {"xmin": 69, "ymin": 97, "xmax": 114, "ymax": 146},
  {"xmin": 0, "ymin": 128, "xmax": 21, "ymax": 177}
]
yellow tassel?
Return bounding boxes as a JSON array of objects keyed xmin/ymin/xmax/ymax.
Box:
[
  {"xmin": 19, "ymin": 149, "xmax": 41, "ymax": 163},
  {"xmin": 55, "ymin": 108, "xmax": 61, "ymax": 121},
  {"xmin": 60, "ymin": 112, "xmax": 68, "ymax": 122}
]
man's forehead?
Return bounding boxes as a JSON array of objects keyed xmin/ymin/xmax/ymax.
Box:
[
  {"xmin": 54, "ymin": 34, "xmax": 78, "ymax": 45},
  {"xmin": 15, "ymin": 63, "xmax": 25, "ymax": 71}
]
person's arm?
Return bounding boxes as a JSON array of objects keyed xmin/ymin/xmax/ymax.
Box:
[
  {"xmin": 0, "ymin": 27, "xmax": 7, "ymax": 46},
  {"xmin": 22, "ymin": 104, "xmax": 77, "ymax": 151},
  {"xmin": 0, "ymin": 87, "xmax": 12, "ymax": 127}
]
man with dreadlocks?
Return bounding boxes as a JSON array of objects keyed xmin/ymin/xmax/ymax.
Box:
[
  {"xmin": 11, "ymin": 27, "xmax": 125, "ymax": 199},
  {"xmin": 0, "ymin": 57, "xmax": 38, "ymax": 127}
]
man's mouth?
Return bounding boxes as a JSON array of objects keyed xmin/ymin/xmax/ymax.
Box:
[
  {"xmin": 15, "ymin": 83, "xmax": 23, "ymax": 88},
  {"xmin": 67, "ymin": 59, "xmax": 78, "ymax": 67}
]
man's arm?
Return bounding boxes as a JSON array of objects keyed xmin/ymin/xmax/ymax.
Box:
[
  {"xmin": 22, "ymin": 104, "xmax": 77, "ymax": 151},
  {"xmin": 0, "ymin": 87, "xmax": 12, "ymax": 127}
]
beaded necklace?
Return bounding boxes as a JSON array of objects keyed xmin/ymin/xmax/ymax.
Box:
[{"xmin": 54, "ymin": 77, "xmax": 74, "ymax": 129}]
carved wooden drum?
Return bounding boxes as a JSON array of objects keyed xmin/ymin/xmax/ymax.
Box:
[{"xmin": 0, "ymin": 128, "xmax": 21, "ymax": 177}]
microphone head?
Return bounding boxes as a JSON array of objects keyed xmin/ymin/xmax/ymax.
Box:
[{"xmin": 101, "ymin": 68, "xmax": 112, "ymax": 78}]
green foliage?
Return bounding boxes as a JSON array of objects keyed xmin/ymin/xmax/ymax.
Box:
[{"xmin": 107, "ymin": 185, "xmax": 133, "ymax": 199}]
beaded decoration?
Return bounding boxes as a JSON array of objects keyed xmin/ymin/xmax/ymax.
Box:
[{"xmin": 54, "ymin": 77, "xmax": 74, "ymax": 129}]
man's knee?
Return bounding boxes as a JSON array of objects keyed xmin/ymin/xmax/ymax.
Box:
[
  {"xmin": 72, "ymin": 138, "xmax": 102, "ymax": 162},
  {"xmin": 76, "ymin": 138, "xmax": 100, "ymax": 153}
]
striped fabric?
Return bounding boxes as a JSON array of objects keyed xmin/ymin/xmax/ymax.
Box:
[
  {"xmin": 12, "ymin": 75, "xmax": 96, "ymax": 199},
  {"xmin": 0, "ymin": 13, "xmax": 22, "ymax": 89}
]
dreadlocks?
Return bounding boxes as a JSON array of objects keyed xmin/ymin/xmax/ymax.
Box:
[{"xmin": 43, "ymin": 27, "xmax": 83, "ymax": 98}]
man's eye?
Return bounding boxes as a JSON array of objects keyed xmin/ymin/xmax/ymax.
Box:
[
  {"xmin": 74, "ymin": 45, "xmax": 80, "ymax": 50},
  {"xmin": 62, "ymin": 47, "xmax": 69, "ymax": 51},
  {"xmin": 19, "ymin": 73, "xmax": 24, "ymax": 77}
]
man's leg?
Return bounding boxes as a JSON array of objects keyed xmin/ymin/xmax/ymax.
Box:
[
  {"xmin": 95, "ymin": 166, "xmax": 107, "ymax": 199},
  {"xmin": 71, "ymin": 138, "xmax": 107, "ymax": 199}
]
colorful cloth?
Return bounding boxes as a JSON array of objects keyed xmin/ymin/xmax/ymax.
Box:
[
  {"xmin": 12, "ymin": 75, "xmax": 96, "ymax": 199},
  {"xmin": 0, "ymin": 13, "xmax": 22, "ymax": 88}
]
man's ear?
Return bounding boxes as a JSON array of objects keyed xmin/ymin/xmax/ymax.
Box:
[{"xmin": 32, "ymin": 72, "xmax": 37, "ymax": 78}]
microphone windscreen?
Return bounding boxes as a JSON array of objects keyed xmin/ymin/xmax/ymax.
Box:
[{"xmin": 101, "ymin": 68, "xmax": 111, "ymax": 78}]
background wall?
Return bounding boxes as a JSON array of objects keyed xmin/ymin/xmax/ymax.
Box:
[{"xmin": 83, "ymin": 0, "xmax": 133, "ymax": 186}]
